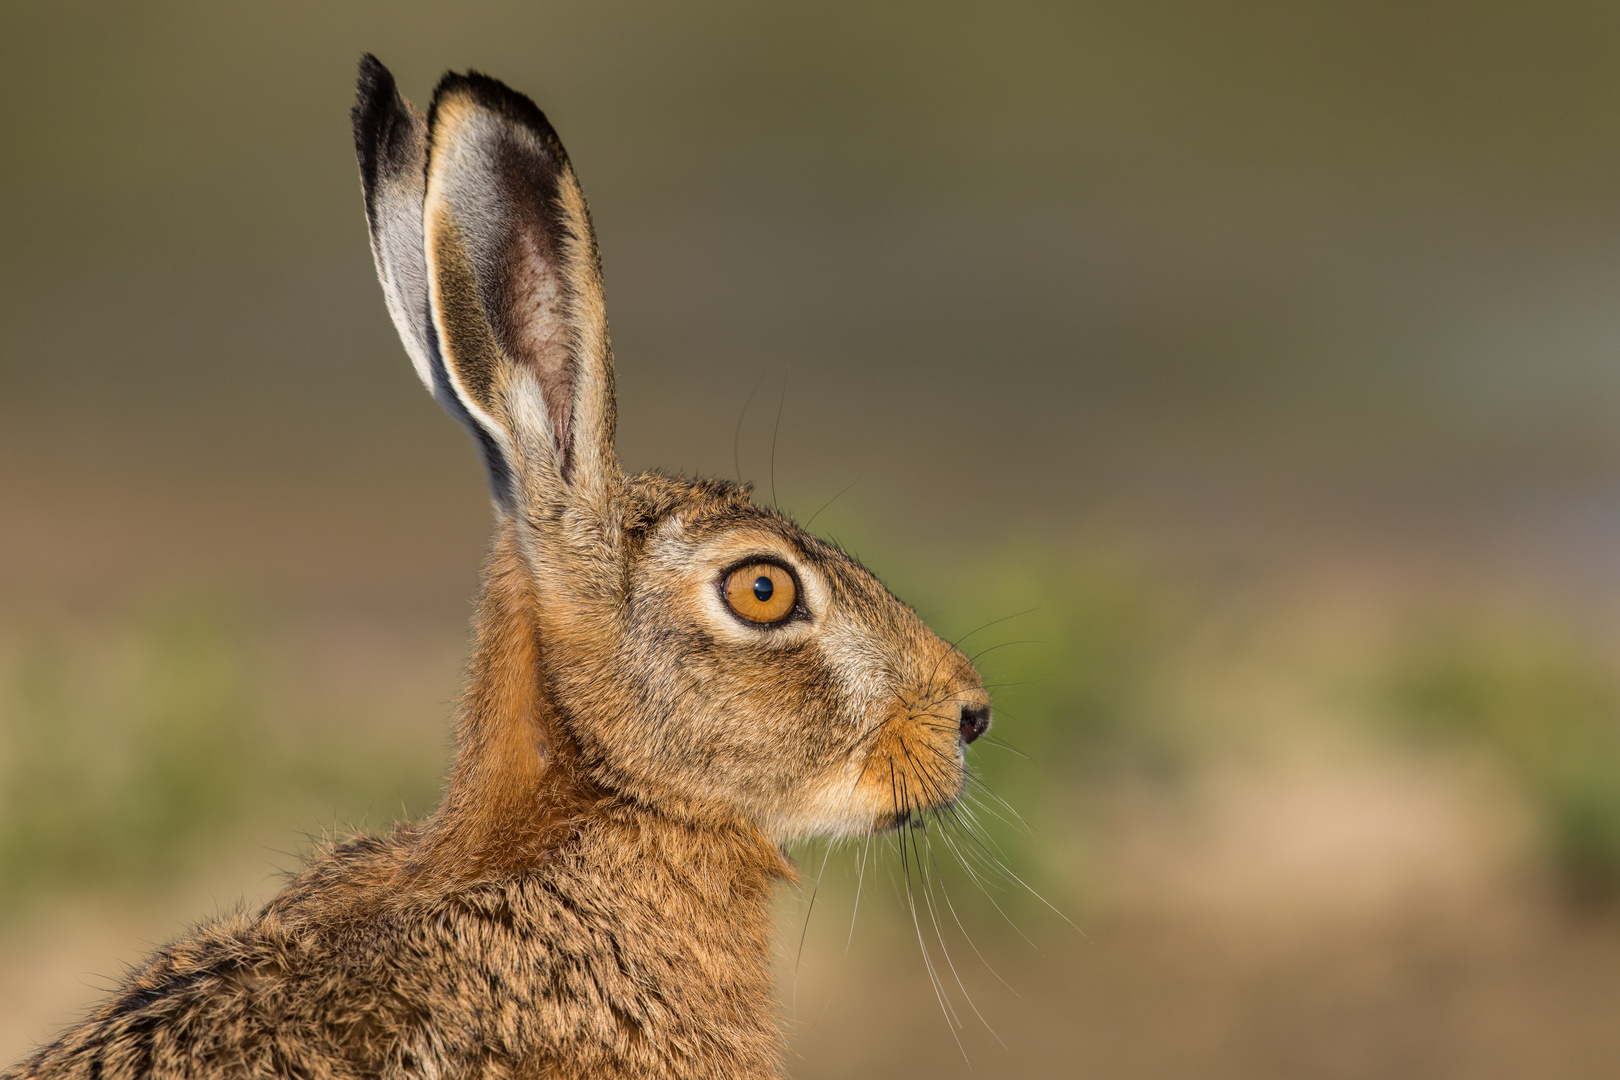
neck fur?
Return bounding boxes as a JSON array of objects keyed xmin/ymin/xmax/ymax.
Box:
[
  {"xmin": 408, "ymin": 519, "xmax": 793, "ymax": 890},
  {"xmin": 408, "ymin": 519, "xmax": 597, "ymax": 885}
]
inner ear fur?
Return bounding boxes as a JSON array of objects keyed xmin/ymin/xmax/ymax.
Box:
[{"xmin": 423, "ymin": 71, "xmax": 618, "ymax": 509}]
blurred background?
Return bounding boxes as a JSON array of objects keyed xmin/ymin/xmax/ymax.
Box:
[{"xmin": 5, "ymin": 1, "xmax": 1620, "ymax": 1075}]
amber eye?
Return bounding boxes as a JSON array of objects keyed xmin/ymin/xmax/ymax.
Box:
[{"xmin": 723, "ymin": 563, "xmax": 798, "ymax": 624}]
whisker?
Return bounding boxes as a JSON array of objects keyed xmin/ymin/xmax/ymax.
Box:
[
  {"xmin": 793, "ymin": 826, "xmax": 847, "ymax": 1002},
  {"xmin": 948, "ymin": 607, "xmax": 1041, "ymax": 661},
  {"xmin": 844, "ymin": 712, "xmax": 902, "ymax": 759},
  {"xmin": 949, "ymin": 797, "xmax": 1023, "ymax": 879},
  {"xmin": 918, "ymin": 608, "xmax": 1037, "ymax": 692},
  {"xmin": 897, "ymin": 743, "xmax": 1004, "ymax": 1040},
  {"xmin": 952, "ymin": 805, "xmax": 1087, "ymax": 936},
  {"xmin": 809, "ymin": 827, "xmax": 876, "ymax": 1030},
  {"xmin": 975, "ymin": 735, "xmax": 1031, "ymax": 760},
  {"xmin": 732, "ymin": 369, "xmax": 767, "ymax": 485},
  {"xmin": 769, "ymin": 368, "xmax": 788, "ymax": 510},
  {"xmin": 960, "ymin": 789, "xmax": 1025, "ymax": 841},
  {"xmin": 948, "ymin": 638, "xmax": 1047, "ymax": 684},
  {"xmin": 926, "ymin": 821, "xmax": 1021, "ymax": 1017},
  {"xmin": 914, "ymin": 812, "xmax": 994, "ymax": 1042},
  {"xmin": 804, "ymin": 473, "xmax": 863, "ymax": 531},
  {"xmin": 961, "ymin": 777, "xmax": 1034, "ymax": 834},
  {"xmin": 936, "ymin": 806, "xmax": 1040, "ymax": 947},
  {"xmin": 897, "ymin": 769, "xmax": 968, "ymax": 1056},
  {"xmin": 974, "ymin": 679, "xmax": 1043, "ymax": 692}
]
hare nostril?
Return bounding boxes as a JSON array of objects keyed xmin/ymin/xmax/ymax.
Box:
[{"xmin": 959, "ymin": 705, "xmax": 990, "ymax": 745}]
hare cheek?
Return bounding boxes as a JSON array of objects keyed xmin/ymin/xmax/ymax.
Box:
[{"xmin": 780, "ymin": 758, "xmax": 897, "ymax": 840}]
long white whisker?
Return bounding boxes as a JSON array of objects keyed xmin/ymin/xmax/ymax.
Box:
[
  {"xmin": 918, "ymin": 817, "xmax": 1002, "ymax": 1044},
  {"xmin": 935, "ymin": 809, "xmax": 1039, "ymax": 948},
  {"xmin": 932, "ymin": 822, "xmax": 1023, "ymax": 1000},
  {"xmin": 897, "ymin": 771, "xmax": 968, "ymax": 1061}
]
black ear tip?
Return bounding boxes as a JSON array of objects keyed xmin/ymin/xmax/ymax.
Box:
[
  {"xmin": 355, "ymin": 53, "xmax": 394, "ymax": 99},
  {"xmin": 353, "ymin": 54, "xmax": 394, "ymax": 127},
  {"xmin": 428, "ymin": 69, "xmax": 567, "ymax": 163},
  {"xmin": 352, "ymin": 54, "xmax": 412, "ymax": 185}
]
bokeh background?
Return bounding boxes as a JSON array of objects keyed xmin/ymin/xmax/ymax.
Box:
[{"xmin": 6, "ymin": 2, "xmax": 1620, "ymax": 1075}]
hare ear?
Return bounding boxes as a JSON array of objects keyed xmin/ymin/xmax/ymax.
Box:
[
  {"xmin": 418, "ymin": 69, "xmax": 618, "ymax": 517},
  {"xmin": 353, "ymin": 56, "xmax": 519, "ymax": 508}
]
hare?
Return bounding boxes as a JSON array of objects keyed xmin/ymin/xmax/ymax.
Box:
[{"xmin": 3, "ymin": 56, "xmax": 992, "ymax": 1080}]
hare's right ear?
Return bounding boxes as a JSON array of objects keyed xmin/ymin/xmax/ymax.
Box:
[{"xmin": 352, "ymin": 56, "xmax": 617, "ymax": 519}]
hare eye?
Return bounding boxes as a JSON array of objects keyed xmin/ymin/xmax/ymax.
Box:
[{"xmin": 724, "ymin": 563, "xmax": 797, "ymax": 624}]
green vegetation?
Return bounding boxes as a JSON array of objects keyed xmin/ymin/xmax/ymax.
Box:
[
  {"xmin": 0, "ymin": 604, "xmax": 255, "ymax": 903},
  {"xmin": 949, "ymin": 544, "xmax": 1188, "ymax": 780},
  {"xmin": 1382, "ymin": 624, "xmax": 1620, "ymax": 900},
  {"xmin": 0, "ymin": 599, "xmax": 444, "ymax": 912}
]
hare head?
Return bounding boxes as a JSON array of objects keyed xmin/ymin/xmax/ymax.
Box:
[{"xmin": 354, "ymin": 57, "xmax": 990, "ymax": 852}]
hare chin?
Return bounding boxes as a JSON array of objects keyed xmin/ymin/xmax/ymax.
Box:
[{"xmin": 767, "ymin": 756, "xmax": 967, "ymax": 843}]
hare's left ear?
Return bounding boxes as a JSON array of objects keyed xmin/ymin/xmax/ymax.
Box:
[{"xmin": 353, "ymin": 57, "xmax": 617, "ymax": 518}]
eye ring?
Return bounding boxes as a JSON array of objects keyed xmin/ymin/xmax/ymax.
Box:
[{"xmin": 719, "ymin": 559, "xmax": 804, "ymax": 626}]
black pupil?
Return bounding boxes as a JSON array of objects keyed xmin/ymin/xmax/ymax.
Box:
[{"xmin": 752, "ymin": 575, "xmax": 775, "ymax": 603}]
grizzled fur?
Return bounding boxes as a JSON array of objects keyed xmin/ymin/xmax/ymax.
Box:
[{"xmin": 4, "ymin": 57, "xmax": 990, "ymax": 1080}]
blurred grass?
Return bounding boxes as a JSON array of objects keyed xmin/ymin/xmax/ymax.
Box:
[
  {"xmin": 0, "ymin": 603, "xmax": 255, "ymax": 903},
  {"xmin": 0, "ymin": 598, "xmax": 445, "ymax": 913},
  {"xmin": 1381, "ymin": 623, "xmax": 1620, "ymax": 901},
  {"xmin": 954, "ymin": 544, "xmax": 1189, "ymax": 779}
]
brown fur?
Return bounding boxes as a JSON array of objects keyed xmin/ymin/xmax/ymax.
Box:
[{"xmin": 3, "ymin": 58, "xmax": 989, "ymax": 1080}]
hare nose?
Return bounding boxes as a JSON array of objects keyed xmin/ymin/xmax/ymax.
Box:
[{"xmin": 959, "ymin": 705, "xmax": 991, "ymax": 744}]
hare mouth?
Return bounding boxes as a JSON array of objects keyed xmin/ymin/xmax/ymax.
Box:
[{"xmin": 879, "ymin": 809, "xmax": 916, "ymax": 832}]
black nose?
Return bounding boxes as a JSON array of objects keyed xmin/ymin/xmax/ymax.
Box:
[{"xmin": 959, "ymin": 704, "xmax": 991, "ymax": 744}]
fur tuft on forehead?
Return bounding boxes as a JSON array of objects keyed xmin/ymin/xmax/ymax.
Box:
[{"xmin": 620, "ymin": 473, "xmax": 757, "ymax": 534}]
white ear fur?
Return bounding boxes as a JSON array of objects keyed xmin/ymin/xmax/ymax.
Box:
[
  {"xmin": 418, "ymin": 71, "xmax": 618, "ymax": 514},
  {"xmin": 352, "ymin": 56, "xmax": 434, "ymax": 393}
]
